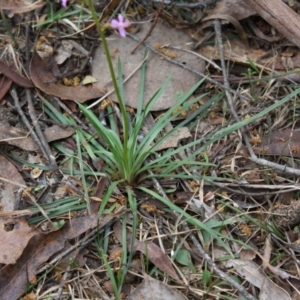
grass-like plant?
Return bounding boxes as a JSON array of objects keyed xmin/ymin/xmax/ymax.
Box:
[
  {"xmin": 80, "ymin": 1, "xmax": 215, "ymax": 188},
  {"xmin": 80, "ymin": 3, "xmax": 235, "ymax": 297},
  {"xmin": 18, "ymin": 0, "xmax": 300, "ymax": 250},
  {"xmin": 78, "ymin": 73, "xmax": 211, "ymax": 187},
  {"xmin": 82, "ymin": 0, "xmax": 300, "ymax": 193},
  {"xmin": 13, "ymin": 2, "xmax": 300, "ymax": 298}
]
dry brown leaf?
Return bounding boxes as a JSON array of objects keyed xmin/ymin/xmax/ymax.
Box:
[
  {"xmin": 225, "ymin": 259, "xmax": 291, "ymax": 300},
  {"xmin": 54, "ymin": 40, "xmax": 73, "ymax": 65},
  {"xmin": 0, "ymin": 122, "xmax": 75, "ymax": 151},
  {"xmin": 259, "ymin": 277, "xmax": 291, "ymax": 300},
  {"xmin": 0, "ymin": 59, "xmax": 33, "ymax": 88},
  {"xmin": 92, "ymin": 19, "xmax": 205, "ymax": 111},
  {"xmin": 0, "ymin": 212, "xmax": 124, "ymax": 300},
  {"xmin": 0, "ymin": 218, "xmax": 40, "ymax": 264},
  {"xmin": 254, "ymin": 129, "xmax": 300, "ymax": 157},
  {"xmin": 0, "ymin": 154, "xmax": 25, "ymax": 212},
  {"xmin": 30, "ymin": 52, "xmax": 104, "ymax": 102},
  {"xmin": 43, "ymin": 125, "xmax": 75, "ymax": 143},
  {"xmin": 227, "ymin": 258, "xmax": 293, "ymax": 299},
  {"xmin": 198, "ymin": 38, "xmax": 298, "ymax": 72},
  {"xmin": 241, "ymin": 169, "xmax": 262, "ymax": 183},
  {"xmin": 207, "ymin": 0, "xmax": 255, "ymax": 20},
  {"xmin": 209, "ymin": 115, "xmax": 225, "ymax": 125},
  {"xmin": 1, "ymin": 0, "xmax": 45, "ymax": 15},
  {"xmin": 0, "ymin": 122, "xmax": 38, "ymax": 151},
  {"xmin": 127, "ymin": 274, "xmax": 187, "ymax": 300},
  {"xmin": 0, "ymin": 75, "xmax": 12, "ymax": 100},
  {"xmin": 239, "ymin": 249, "xmax": 256, "ymax": 261},
  {"xmin": 0, "ymin": 209, "xmax": 33, "ymax": 218},
  {"xmin": 156, "ymin": 127, "xmax": 191, "ymax": 151},
  {"xmin": 202, "ymin": 13, "xmax": 249, "ymax": 49}
]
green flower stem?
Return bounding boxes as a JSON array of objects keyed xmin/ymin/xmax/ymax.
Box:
[{"xmin": 86, "ymin": 0, "xmax": 129, "ymax": 160}]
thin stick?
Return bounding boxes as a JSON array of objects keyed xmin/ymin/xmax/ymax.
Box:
[
  {"xmin": 10, "ymin": 88, "xmax": 48, "ymax": 160},
  {"xmin": 53, "ymin": 265, "xmax": 71, "ymax": 300},
  {"xmin": 25, "ymin": 23, "xmax": 59, "ymax": 181},
  {"xmin": 26, "ymin": 89, "xmax": 60, "ymax": 181},
  {"xmin": 131, "ymin": 0, "xmax": 164, "ymax": 54},
  {"xmin": 214, "ymin": 19, "xmax": 300, "ymax": 176},
  {"xmin": 150, "ymin": 0, "xmax": 219, "ymax": 7}
]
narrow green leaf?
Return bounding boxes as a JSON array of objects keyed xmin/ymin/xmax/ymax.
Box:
[
  {"xmin": 174, "ymin": 249, "xmax": 192, "ymax": 267},
  {"xmin": 203, "ymin": 269, "xmax": 211, "ymax": 286},
  {"xmin": 139, "ymin": 187, "xmax": 233, "ymax": 256}
]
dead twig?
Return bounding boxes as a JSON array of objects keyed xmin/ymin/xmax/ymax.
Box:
[
  {"xmin": 24, "ymin": 22, "xmax": 60, "ymax": 182},
  {"xmin": 214, "ymin": 19, "xmax": 300, "ymax": 177},
  {"xmin": 53, "ymin": 265, "xmax": 71, "ymax": 300},
  {"xmin": 26, "ymin": 88, "xmax": 60, "ymax": 181},
  {"xmin": 150, "ymin": 0, "xmax": 218, "ymax": 7},
  {"xmin": 131, "ymin": 0, "xmax": 164, "ymax": 54},
  {"xmin": 9, "ymin": 88, "xmax": 49, "ymax": 162},
  {"xmin": 214, "ymin": 19, "xmax": 239, "ymax": 122}
]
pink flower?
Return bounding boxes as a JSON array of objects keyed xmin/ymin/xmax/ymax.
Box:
[
  {"xmin": 111, "ymin": 14, "xmax": 131, "ymax": 38},
  {"xmin": 61, "ymin": 0, "xmax": 68, "ymax": 7}
]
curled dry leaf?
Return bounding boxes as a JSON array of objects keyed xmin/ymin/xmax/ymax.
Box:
[
  {"xmin": 30, "ymin": 167, "xmax": 43, "ymax": 179},
  {"xmin": 202, "ymin": 13, "xmax": 249, "ymax": 49},
  {"xmin": 54, "ymin": 40, "xmax": 73, "ymax": 65},
  {"xmin": 30, "ymin": 52, "xmax": 104, "ymax": 103},
  {"xmin": 198, "ymin": 38, "xmax": 297, "ymax": 73}
]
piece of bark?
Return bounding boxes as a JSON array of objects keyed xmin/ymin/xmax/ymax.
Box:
[{"xmin": 244, "ymin": 0, "xmax": 300, "ymax": 48}]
